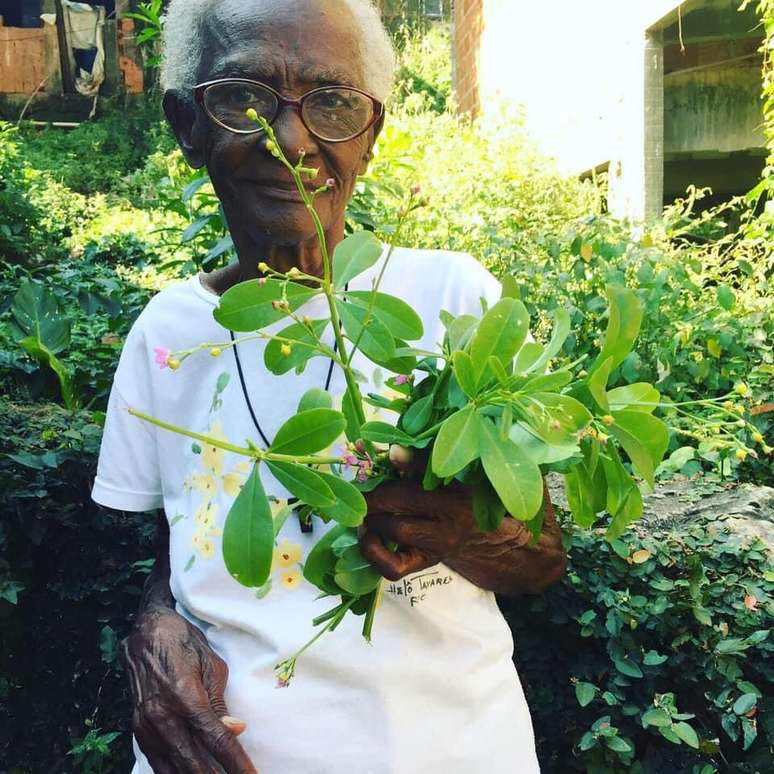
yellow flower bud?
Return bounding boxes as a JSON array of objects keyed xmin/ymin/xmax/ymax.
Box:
[
  {"xmin": 245, "ymin": 108, "xmax": 259, "ymax": 122},
  {"xmin": 168, "ymin": 358, "xmax": 181, "ymax": 371},
  {"xmin": 735, "ymin": 383, "xmax": 751, "ymax": 397},
  {"xmin": 597, "ymin": 432, "xmax": 610, "ymax": 444},
  {"xmin": 210, "ymin": 347, "xmax": 222, "ymax": 358},
  {"xmin": 735, "ymin": 449, "xmax": 748, "ymax": 462},
  {"xmin": 752, "ymin": 431, "xmax": 764, "ymax": 445},
  {"xmin": 722, "ymin": 401, "xmax": 734, "ymax": 411},
  {"xmin": 602, "ymin": 415, "xmax": 615, "ymax": 426},
  {"xmin": 280, "ymin": 344, "xmax": 292, "ymax": 357},
  {"xmin": 287, "ymin": 267, "xmax": 302, "ymax": 278}
]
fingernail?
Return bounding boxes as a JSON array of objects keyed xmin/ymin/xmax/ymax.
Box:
[{"xmin": 221, "ymin": 715, "xmax": 247, "ymax": 735}]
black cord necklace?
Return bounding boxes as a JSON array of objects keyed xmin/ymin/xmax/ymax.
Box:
[{"xmin": 228, "ymin": 283, "xmax": 347, "ymax": 532}]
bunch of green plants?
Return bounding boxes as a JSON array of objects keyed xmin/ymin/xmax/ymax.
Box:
[{"xmin": 503, "ymin": 512, "xmax": 773, "ymax": 773}]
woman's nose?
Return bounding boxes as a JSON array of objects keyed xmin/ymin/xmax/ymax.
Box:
[{"xmin": 267, "ymin": 105, "xmax": 319, "ymax": 165}]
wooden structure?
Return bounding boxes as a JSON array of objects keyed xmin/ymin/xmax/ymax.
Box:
[{"xmin": 0, "ymin": 0, "xmax": 145, "ymax": 120}]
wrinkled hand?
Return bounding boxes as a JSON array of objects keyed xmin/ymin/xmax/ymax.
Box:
[
  {"xmin": 360, "ymin": 476, "xmax": 476, "ymax": 582},
  {"xmin": 121, "ymin": 606, "xmax": 257, "ymax": 774}
]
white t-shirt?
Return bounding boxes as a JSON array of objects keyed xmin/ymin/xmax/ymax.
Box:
[{"xmin": 93, "ymin": 247, "xmax": 539, "ymax": 774}]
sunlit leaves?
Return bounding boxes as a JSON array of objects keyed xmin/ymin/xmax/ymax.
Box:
[
  {"xmin": 590, "ymin": 284, "xmax": 643, "ymax": 376},
  {"xmin": 344, "ymin": 291, "xmax": 424, "ymax": 341},
  {"xmin": 336, "ymin": 298, "xmax": 395, "ymax": 362},
  {"xmin": 469, "ymin": 298, "xmax": 529, "ymax": 385},
  {"xmin": 431, "ymin": 404, "xmax": 482, "ymax": 477},
  {"xmin": 609, "ymin": 411, "xmax": 669, "ymax": 489},
  {"xmin": 222, "ymin": 465, "xmax": 274, "ymax": 587}
]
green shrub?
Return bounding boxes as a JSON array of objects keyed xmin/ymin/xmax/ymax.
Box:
[
  {"xmin": 502, "ymin": 510, "xmax": 773, "ymax": 773},
  {"xmin": 0, "ymin": 398, "xmax": 153, "ymax": 772}
]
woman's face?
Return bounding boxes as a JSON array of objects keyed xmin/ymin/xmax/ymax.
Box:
[{"xmin": 173, "ymin": 0, "xmax": 380, "ymax": 246}]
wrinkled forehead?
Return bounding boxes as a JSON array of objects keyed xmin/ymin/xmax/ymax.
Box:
[{"xmin": 197, "ymin": 0, "xmax": 366, "ymax": 89}]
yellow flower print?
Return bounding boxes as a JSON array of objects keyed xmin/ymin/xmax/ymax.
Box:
[
  {"xmin": 192, "ymin": 529, "xmax": 216, "ymax": 559},
  {"xmin": 280, "ymin": 570, "xmax": 302, "ymax": 590},
  {"xmin": 194, "ymin": 500, "xmax": 218, "ymax": 529},
  {"xmin": 189, "ymin": 473, "xmax": 217, "ymax": 499},
  {"xmin": 202, "ymin": 421, "xmax": 227, "ymax": 476},
  {"xmin": 234, "ymin": 462, "xmax": 250, "ymax": 474},
  {"xmin": 274, "ymin": 539, "xmax": 302, "ymax": 568},
  {"xmin": 222, "ymin": 471, "xmax": 246, "ymax": 498}
]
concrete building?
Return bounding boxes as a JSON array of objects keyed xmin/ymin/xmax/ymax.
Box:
[
  {"xmin": 0, "ymin": 0, "xmax": 144, "ymax": 120},
  {"xmin": 453, "ymin": 0, "xmax": 766, "ymax": 222}
]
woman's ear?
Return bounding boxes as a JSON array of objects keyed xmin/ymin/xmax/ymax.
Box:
[
  {"xmin": 163, "ymin": 91, "xmax": 207, "ymax": 169},
  {"xmin": 358, "ymin": 113, "xmax": 385, "ymax": 175}
]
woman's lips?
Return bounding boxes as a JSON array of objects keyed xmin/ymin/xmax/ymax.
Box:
[{"xmin": 241, "ymin": 179, "xmax": 321, "ymax": 202}]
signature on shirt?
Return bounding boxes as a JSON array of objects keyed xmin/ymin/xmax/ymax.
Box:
[{"xmin": 384, "ymin": 570, "xmax": 454, "ymax": 608}]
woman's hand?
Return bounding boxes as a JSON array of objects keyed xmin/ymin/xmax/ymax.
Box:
[{"xmin": 120, "ymin": 606, "xmax": 257, "ymax": 774}]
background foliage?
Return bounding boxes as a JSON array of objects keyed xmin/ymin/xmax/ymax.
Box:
[{"xmin": 0, "ymin": 15, "xmax": 771, "ymax": 774}]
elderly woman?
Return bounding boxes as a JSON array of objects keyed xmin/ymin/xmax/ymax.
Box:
[{"xmin": 92, "ymin": 1, "xmax": 566, "ymax": 772}]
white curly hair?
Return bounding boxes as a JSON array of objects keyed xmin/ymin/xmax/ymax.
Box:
[{"xmin": 160, "ymin": 0, "xmax": 395, "ymax": 101}]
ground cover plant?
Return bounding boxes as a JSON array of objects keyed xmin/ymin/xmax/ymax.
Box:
[{"xmin": 0, "ymin": 19, "xmax": 771, "ymax": 774}]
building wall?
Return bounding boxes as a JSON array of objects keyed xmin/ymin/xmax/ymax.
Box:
[{"xmin": 453, "ymin": 0, "xmax": 483, "ymax": 115}]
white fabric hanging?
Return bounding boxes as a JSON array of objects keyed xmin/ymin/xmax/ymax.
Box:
[{"xmin": 61, "ymin": 1, "xmax": 106, "ymax": 104}]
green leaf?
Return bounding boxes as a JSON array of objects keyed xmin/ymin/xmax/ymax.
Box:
[
  {"xmin": 500, "ymin": 274, "xmax": 520, "ymax": 299},
  {"xmin": 431, "ymin": 405, "xmax": 482, "ymax": 477},
  {"xmin": 336, "ymin": 298, "xmax": 395, "ymax": 362},
  {"xmin": 265, "ymin": 461, "xmax": 336, "ymax": 508},
  {"xmin": 717, "ymin": 284, "xmax": 735, "ymax": 311},
  {"xmin": 590, "ymin": 284, "xmax": 643, "ymax": 376},
  {"xmin": 401, "ymin": 395, "xmax": 433, "ymax": 435},
  {"xmin": 643, "ymin": 650, "xmax": 668, "ymax": 666},
  {"xmin": 513, "ymin": 342, "xmax": 544, "ymax": 374},
  {"xmin": 264, "ymin": 319, "xmax": 328, "ymax": 375},
  {"xmin": 345, "ymin": 291, "xmax": 424, "ymax": 341},
  {"xmin": 607, "ymin": 383, "xmax": 660, "ymax": 414},
  {"xmin": 575, "ymin": 682, "xmax": 597, "ymax": 707},
  {"xmin": 223, "ymin": 466, "xmax": 274, "ymax": 587},
  {"xmin": 588, "ymin": 357, "xmax": 613, "ymax": 411},
  {"xmin": 672, "ymin": 721, "xmax": 700, "ymax": 749},
  {"xmin": 332, "ymin": 230, "xmax": 383, "ymax": 288},
  {"xmin": 447, "ymin": 314, "xmax": 478, "ymax": 350},
  {"xmin": 733, "ymin": 693, "xmax": 757, "ymax": 716},
  {"xmin": 11, "ymin": 281, "xmax": 70, "ymax": 354},
  {"xmin": 313, "ymin": 472, "xmax": 368, "ymax": 527},
  {"xmin": 269, "ymin": 408, "xmax": 346, "ymax": 455},
  {"xmin": 609, "ymin": 411, "xmax": 669, "ymax": 489},
  {"xmin": 298, "ymin": 388, "xmax": 333, "ymax": 412},
  {"xmin": 479, "ymin": 418, "xmax": 543, "ymax": 521},
  {"xmin": 341, "ymin": 385, "xmax": 362, "ymax": 442},
  {"xmin": 642, "ymin": 708, "xmax": 671, "ymax": 727},
  {"xmin": 524, "ymin": 308, "xmax": 571, "ymax": 374},
  {"xmin": 604, "ymin": 736, "xmax": 632, "ymax": 754},
  {"xmin": 19, "ymin": 337, "xmax": 77, "ymax": 410},
  {"xmin": 334, "ymin": 545, "xmax": 382, "ymax": 595},
  {"xmin": 526, "ymin": 393, "xmax": 592, "ymax": 444},
  {"xmin": 472, "ymin": 475, "xmax": 506, "ymax": 532},
  {"xmin": 214, "ymin": 279, "xmax": 318, "ymax": 331},
  {"xmin": 564, "ymin": 466, "xmax": 599, "ymax": 528},
  {"xmin": 360, "ymin": 421, "xmax": 415, "ymax": 446},
  {"xmin": 602, "ymin": 447, "xmax": 644, "ymax": 540},
  {"xmin": 613, "ymin": 658, "xmax": 643, "ymax": 678},
  {"xmin": 304, "ymin": 525, "xmax": 348, "ymax": 594},
  {"xmin": 452, "ymin": 351, "xmax": 478, "ymax": 398},
  {"xmin": 469, "ymin": 298, "xmax": 529, "ymax": 385}
]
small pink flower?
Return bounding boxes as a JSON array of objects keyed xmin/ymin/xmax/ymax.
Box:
[
  {"xmin": 410, "ymin": 185, "xmax": 422, "ymax": 195},
  {"xmin": 342, "ymin": 454, "xmax": 359, "ymax": 467},
  {"xmin": 394, "ymin": 375, "xmax": 410, "ymax": 386},
  {"xmin": 154, "ymin": 347, "xmax": 171, "ymax": 369},
  {"xmin": 325, "ymin": 178, "xmax": 336, "ymax": 188}
]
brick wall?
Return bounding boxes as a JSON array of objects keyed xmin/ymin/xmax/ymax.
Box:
[{"xmin": 453, "ymin": 0, "xmax": 484, "ymax": 115}]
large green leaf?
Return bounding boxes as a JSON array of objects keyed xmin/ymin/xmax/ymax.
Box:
[
  {"xmin": 336, "ymin": 298, "xmax": 395, "ymax": 363},
  {"xmin": 265, "ymin": 460, "xmax": 336, "ymax": 507},
  {"xmin": 452, "ymin": 351, "xmax": 478, "ymax": 398},
  {"xmin": 513, "ymin": 342, "xmax": 544, "ymax": 374},
  {"xmin": 590, "ymin": 284, "xmax": 643, "ymax": 376},
  {"xmin": 11, "ymin": 281, "xmax": 70, "ymax": 354},
  {"xmin": 344, "ymin": 291, "xmax": 424, "ymax": 341},
  {"xmin": 401, "ymin": 395, "xmax": 433, "ymax": 435},
  {"xmin": 525, "ymin": 393, "xmax": 592, "ymax": 445},
  {"xmin": 264, "ymin": 319, "xmax": 328, "ymax": 375},
  {"xmin": 222, "ymin": 465, "xmax": 274, "ymax": 587},
  {"xmin": 270, "ymin": 408, "xmax": 346, "ymax": 455},
  {"xmin": 601, "ymin": 447, "xmax": 643, "ymax": 540},
  {"xmin": 298, "ymin": 388, "xmax": 333, "ymax": 412},
  {"xmin": 19, "ymin": 337, "xmax": 77, "ymax": 410},
  {"xmin": 479, "ymin": 419, "xmax": 543, "ymax": 521},
  {"xmin": 509, "ymin": 423, "xmax": 580, "ymax": 465},
  {"xmin": 313, "ymin": 471, "xmax": 368, "ymax": 527},
  {"xmin": 360, "ymin": 421, "xmax": 415, "ymax": 446},
  {"xmin": 564, "ymin": 465, "xmax": 600, "ymax": 528},
  {"xmin": 607, "ymin": 383, "xmax": 660, "ymax": 414},
  {"xmin": 332, "ymin": 230, "xmax": 383, "ymax": 289},
  {"xmin": 472, "ymin": 474, "xmax": 507, "ymax": 532},
  {"xmin": 214, "ymin": 278, "xmax": 318, "ymax": 332},
  {"xmin": 469, "ymin": 298, "xmax": 529, "ymax": 384},
  {"xmin": 609, "ymin": 411, "xmax": 669, "ymax": 488},
  {"xmin": 304, "ymin": 525, "xmax": 348, "ymax": 594},
  {"xmin": 431, "ymin": 404, "xmax": 482, "ymax": 477},
  {"xmin": 588, "ymin": 357, "xmax": 613, "ymax": 411},
  {"xmin": 334, "ymin": 544, "xmax": 382, "ymax": 594},
  {"xmin": 447, "ymin": 314, "xmax": 478, "ymax": 351}
]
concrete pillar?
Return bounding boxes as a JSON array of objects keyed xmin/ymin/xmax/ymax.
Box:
[{"xmin": 643, "ymin": 31, "xmax": 664, "ymax": 222}]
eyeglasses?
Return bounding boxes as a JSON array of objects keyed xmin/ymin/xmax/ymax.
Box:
[{"xmin": 193, "ymin": 78, "xmax": 384, "ymax": 143}]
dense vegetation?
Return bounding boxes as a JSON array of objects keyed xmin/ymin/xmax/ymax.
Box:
[{"xmin": 1, "ymin": 22, "xmax": 771, "ymax": 773}]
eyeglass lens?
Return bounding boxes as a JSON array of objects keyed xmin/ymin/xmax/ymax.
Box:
[{"xmin": 203, "ymin": 82, "xmax": 375, "ymax": 140}]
